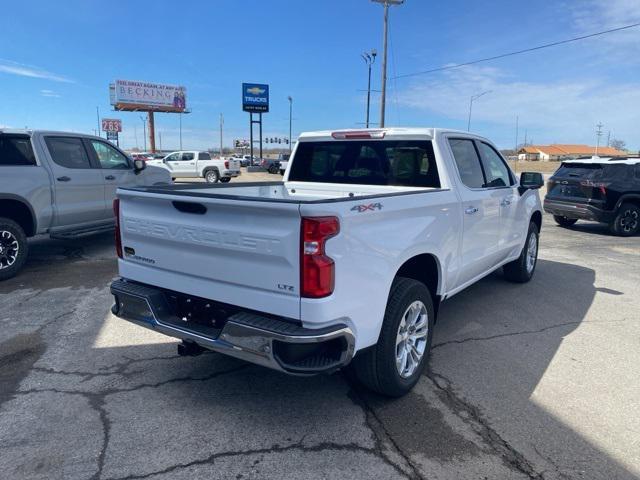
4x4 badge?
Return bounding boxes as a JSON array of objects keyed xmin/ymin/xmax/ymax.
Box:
[{"xmin": 351, "ymin": 202, "xmax": 383, "ymax": 213}]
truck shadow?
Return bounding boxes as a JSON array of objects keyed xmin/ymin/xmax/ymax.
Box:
[{"xmin": 357, "ymin": 258, "xmax": 636, "ymax": 478}]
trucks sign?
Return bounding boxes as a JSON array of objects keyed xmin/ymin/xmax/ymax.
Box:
[
  {"xmin": 242, "ymin": 83, "xmax": 269, "ymax": 113},
  {"xmin": 101, "ymin": 118, "xmax": 122, "ymax": 133}
]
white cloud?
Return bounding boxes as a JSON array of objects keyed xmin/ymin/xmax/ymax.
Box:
[
  {"xmin": 0, "ymin": 59, "xmax": 74, "ymax": 83},
  {"xmin": 397, "ymin": 66, "xmax": 640, "ymax": 147},
  {"xmin": 571, "ymin": 0, "xmax": 640, "ymax": 56},
  {"xmin": 40, "ymin": 89, "xmax": 61, "ymax": 98}
]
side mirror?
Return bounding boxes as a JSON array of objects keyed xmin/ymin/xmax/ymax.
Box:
[
  {"xmin": 133, "ymin": 159, "xmax": 146, "ymax": 173},
  {"xmin": 519, "ymin": 171, "xmax": 544, "ymax": 194}
]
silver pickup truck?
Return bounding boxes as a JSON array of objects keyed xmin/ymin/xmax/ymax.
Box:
[{"xmin": 0, "ymin": 129, "xmax": 170, "ymax": 280}]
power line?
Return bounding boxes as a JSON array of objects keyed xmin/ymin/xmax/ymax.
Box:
[{"xmin": 394, "ymin": 22, "xmax": 640, "ymax": 80}]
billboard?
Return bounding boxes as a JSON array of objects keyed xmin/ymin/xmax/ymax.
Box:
[
  {"xmin": 242, "ymin": 83, "xmax": 269, "ymax": 113},
  {"xmin": 110, "ymin": 80, "xmax": 187, "ymax": 113},
  {"xmin": 101, "ymin": 118, "xmax": 122, "ymax": 133}
]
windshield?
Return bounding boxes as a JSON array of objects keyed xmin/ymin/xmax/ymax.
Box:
[{"xmin": 288, "ymin": 140, "xmax": 440, "ymax": 187}]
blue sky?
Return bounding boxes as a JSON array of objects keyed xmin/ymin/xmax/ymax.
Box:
[{"xmin": 1, "ymin": 0, "xmax": 639, "ymax": 151}]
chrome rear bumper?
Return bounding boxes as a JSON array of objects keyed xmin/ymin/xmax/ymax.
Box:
[{"xmin": 110, "ymin": 279, "xmax": 355, "ymax": 375}]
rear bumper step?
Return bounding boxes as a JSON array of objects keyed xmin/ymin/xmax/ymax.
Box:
[
  {"xmin": 110, "ymin": 279, "xmax": 355, "ymax": 375},
  {"xmin": 543, "ymin": 199, "xmax": 613, "ymax": 223}
]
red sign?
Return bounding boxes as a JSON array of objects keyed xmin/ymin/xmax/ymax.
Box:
[{"xmin": 102, "ymin": 118, "xmax": 122, "ymax": 133}]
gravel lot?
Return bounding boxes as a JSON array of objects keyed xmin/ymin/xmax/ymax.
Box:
[{"xmin": 1, "ymin": 176, "xmax": 638, "ymax": 480}]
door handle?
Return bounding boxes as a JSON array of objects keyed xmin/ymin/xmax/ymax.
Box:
[
  {"xmin": 500, "ymin": 198, "xmax": 512, "ymax": 207},
  {"xmin": 465, "ymin": 206, "xmax": 479, "ymax": 215},
  {"xmin": 105, "ymin": 175, "xmax": 116, "ymax": 180},
  {"xmin": 56, "ymin": 176, "xmax": 71, "ymax": 182}
]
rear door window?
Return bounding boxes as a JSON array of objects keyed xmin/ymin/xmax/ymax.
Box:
[
  {"xmin": 288, "ymin": 140, "xmax": 440, "ymax": 187},
  {"xmin": 181, "ymin": 152, "xmax": 195, "ymax": 161},
  {"xmin": 0, "ymin": 134, "xmax": 36, "ymax": 166},
  {"xmin": 448, "ymin": 138, "xmax": 485, "ymax": 189},
  {"xmin": 198, "ymin": 152, "xmax": 211, "ymax": 160},
  {"xmin": 45, "ymin": 137, "xmax": 92, "ymax": 169}
]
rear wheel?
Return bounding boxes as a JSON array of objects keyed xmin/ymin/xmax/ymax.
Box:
[
  {"xmin": 349, "ymin": 277, "xmax": 434, "ymax": 397},
  {"xmin": 610, "ymin": 203, "xmax": 640, "ymax": 236},
  {"xmin": 0, "ymin": 218, "xmax": 28, "ymax": 281},
  {"xmin": 268, "ymin": 165, "xmax": 279, "ymax": 174},
  {"xmin": 220, "ymin": 177, "xmax": 231, "ymax": 183},
  {"xmin": 554, "ymin": 215, "xmax": 577, "ymax": 227},
  {"xmin": 503, "ymin": 221, "xmax": 539, "ymax": 283},
  {"xmin": 205, "ymin": 170, "xmax": 219, "ymax": 183}
]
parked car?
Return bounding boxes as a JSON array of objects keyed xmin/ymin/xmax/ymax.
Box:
[
  {"xmin": 110, "ymin": 128, "xmax": 543, "ymax": 396},
  {"xmin": 277, "ymin": 153, "xmax": 290, "ymax": 175},
  {"xmin": 0, "ymin": 129, "xmax": 170, "ymax": 280},
  {"xmin": 544, "ymin": 157, "xmax": 640, "ymax": 236},
  {"xmin": 260, "ymin": 158, "xmax": 281, "ymax": 174},
  {"xmin": 147, "ymin": 151, "xmax": 240, "ymax": 183},
  {"xmin": 232, "ymin": 155, "xmax": 249, "ymax": 167}
]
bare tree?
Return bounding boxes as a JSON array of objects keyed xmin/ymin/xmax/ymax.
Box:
[{"xmin": 610, "ymin": 139, "xmax": 627, "ymax": 151}]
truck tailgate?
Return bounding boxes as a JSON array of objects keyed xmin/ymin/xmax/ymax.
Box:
[{"xmin": 117, "ymin": 189, "xmax": 302, "ymax": 319}]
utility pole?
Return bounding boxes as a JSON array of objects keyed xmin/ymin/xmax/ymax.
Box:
[
  {"xmin": 362, "ymin": 50, "xmax": 377, "ymax": 128},
  {"xmin": 179, "ymin": 112, "xmax": 183, "ymax": 150},
  {"xmin": 606, "ymin": 130, "xmax": 611, "ymax": 147},
  {"xmin": 467, "ymin": 91, "xmax": 491, "ymax": 132},
  {"xmin": 134, "ymin": 125, "xmax": 138, "ymax": 149},
  {"xmin": 220, "ymin": 113, "xmax": 224, "ymax": 156},
  {"xmin": 288, "ymin": 96, "xmax": 293, "ymax": 153},
  {"xmin": 96, "ymin": 106, "xmax": 101, "ymax": 138},
  {"xmin": 372, "ymin": 0, "xmax": 403, "ymax": 128},
  {"xmin": 514, "ymin": 115, "xmax": 519, "ymax": 173},
  {"xmin": 595, "ymin": 122, "xmax": 604, "ymax": 156},
  {"xmin": 159, "ymin": 131, "xmax": 162, "ymax": 151}
]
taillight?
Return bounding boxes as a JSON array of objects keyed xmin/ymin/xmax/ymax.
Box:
[
  {"xmin": 113, "ymin": 199, "xmax": 122, "ymax": 259},
  {"xmin": 224, "ymin": 160, "xmax": 229, "ymax": 169},
  {"xmin": 301, "ymin": 217, "xmax": 339, "ymax": 298},
  {"xmin": 581, "ymin": 180, "xmax": 609, "ymax": 196}
]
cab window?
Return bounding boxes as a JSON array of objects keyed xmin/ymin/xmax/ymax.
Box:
[
  {"xmin": 45, "ymin": 137, "xmax": 92, "ymax": 169},
  {"xmin": 448, "ymin": 138, "xmax": 484, "ymax": 189},
  {"xmin": 90, "ymin": 141, "xmax": 130, "ymax": 169},
  {"xmin": 477, "ymin": 142, "xmax": 513, "ymax": 188}
]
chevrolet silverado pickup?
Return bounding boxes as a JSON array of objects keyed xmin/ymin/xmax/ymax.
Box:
[
  {"xmin": 148, "ymin": 151, "xmax": 241, "ymax": 183},
  {"xmin": 0, "ymin": 129, "xmax": 170, "ymax": 280},
  {"xmin": 110, "ymin": 128, "xmax": 544, "ymax": 396}
]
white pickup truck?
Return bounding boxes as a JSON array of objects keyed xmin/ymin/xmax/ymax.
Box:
[
  {"xmin": 110, "ymin": 128, "xmax": 544, "ymax": 396},
  {"xmin": 147, "ymin": 151, "xmax": 241, "ymax": 183}
]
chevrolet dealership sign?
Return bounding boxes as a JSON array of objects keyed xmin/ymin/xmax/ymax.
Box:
[{"xmin": 242, "ymin": 83, "xmax": 269, "ymax": 113}]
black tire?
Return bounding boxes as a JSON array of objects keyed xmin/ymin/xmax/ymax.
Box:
[
  {"xmin": 554, "ymin": 215, "xmax": 577, "ymax": 227},
  {"xmin": 204, "ymin": 170, "xmax": 219, "ymax": 183},
  {"xmin": 348, "ymin": 277, "xmax": 434, "ymax": 397},
  {"xmin": 503, "ymin": 221, "xmax": 539, "ymax": 283},
  {"xmin": 268, "ymin": 165, "xmax": 278, "ymax": 174},
  {"xmin": 219, "ymin": 177, "xmax": 231, "ymax": 183},
  {"xmin": 610, "ymin": 203, "xmax": 640, "ymax": 237},
  {"xmin": 0, "ymin": 217, "xmax": 28, "ymax": 281}
]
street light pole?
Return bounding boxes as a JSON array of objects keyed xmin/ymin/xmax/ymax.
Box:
[
  {"xmin": 372, "ymin": 0, "xmax": 403, "ymax": 128},
  {"xmin": 179, "ymin": 112, "xmax": 183, "ymax": 150},
  {"xmin": 288, "ymin": 96, "xmax": 293, "ymax": 153},
  {"xmin": 362, "ymin": 50, "xmax": 377, "ymax": 128},
  {"xmin": 467, "ymin": 90, "xmax": 492, "ymax": 132},
  {"xmin": 220, "ymin": 113, "xmax": 224, "ymax": 156}
]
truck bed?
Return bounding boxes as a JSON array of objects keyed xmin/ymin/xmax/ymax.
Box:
[{"xmin": 120, "ymin": 181, "xmax": 438, "ymax": 203}]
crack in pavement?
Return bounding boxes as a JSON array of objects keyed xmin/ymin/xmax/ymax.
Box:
[
  {"xmin": 345, "ymin": 379, "xmax": 425, "ymax": 480},
  {"xmin": 432, "ymin": 318, "xmax": 632, "ymax": 351},
  {"xmin": 14, "ymin": 363, "xmax": 251, "ymax": 480},
  {"xmin": 426, "ymin": 370, "xmax": 544, "ymax": 479},
  {"xmin": 102, "ymin": 442, "xmax": 386, "ymax": 480}
]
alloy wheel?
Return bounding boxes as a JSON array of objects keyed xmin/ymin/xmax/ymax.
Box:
[
  {"xmin": 395, "ymin": 301, "xmax": 429, "ymax": 378},
  {"xmin": 0, "ymin": 230, "xmax": 19, "ymax": 270}
]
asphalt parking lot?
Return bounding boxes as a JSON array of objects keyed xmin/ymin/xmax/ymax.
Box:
[{"xmin": 1, "ymin": 179, "xmax": 638, "ymax": 480}]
